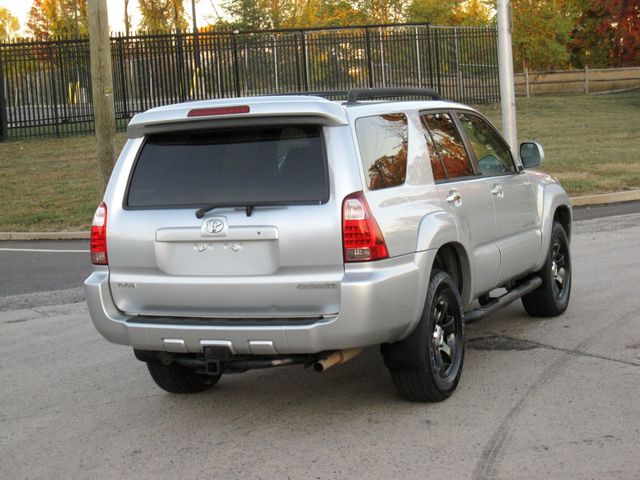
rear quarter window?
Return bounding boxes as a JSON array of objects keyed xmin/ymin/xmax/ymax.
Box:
[
  {"xmin": 355, "ymin": 114, "xmax": 408, "ymax": 190},
  {"xmin": 126, "ymin": 125, "xmax": 329, "ymax": 208}
]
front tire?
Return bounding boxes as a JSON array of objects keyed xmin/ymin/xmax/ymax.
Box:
[
  {"xmin": 387, "ymin": 271, "xmax": 465, "ymax": 402},
  {"xmin": 522, "ymin": 221, "xmax": 571, "ymax": 317},
  {"xmin": 147, "ymin": 361, "xmax": 221, "ymax": 394}
]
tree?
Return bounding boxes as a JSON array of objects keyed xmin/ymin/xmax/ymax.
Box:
[
  {"xmin": 0, "ymin": 6, "xmax": 20, "ymax": 40},
  {"xmin": 223, "ymin": 0, "xmax": 296, "ymax": 30},
  {"xmin": 571, "ymin": 0, "xmax": 640, "ymax": 67},
  {"xmin": 454, "ymin": 0, "xmax": 492, "ymax": 26},
  {"xmin": 355, "ymin": 0, "xmax": 408, "ymax": 23},
  {"xmin": 138, "ymin": 0, "xmax": 188, "ymax": 32},
  {"xmin": 27, "ymin": 0, "xmax": 88, "ymax": 40},
  {"xmin": 407, "ymin": 0, "xmax": 460, "ymax": 25},
  {"xmin": 124, "ymin": 0, "xmax": 132, "ymax": 36},
  {"xmin": 507, "ymin": 0, "xmax": 576, "ymax": 71},
  {"xmin": 286, "ymin": 0, "xmax": 366, "ymax": 28}
]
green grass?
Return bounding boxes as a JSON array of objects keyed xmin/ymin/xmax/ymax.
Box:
[
  {"xmin": 0, "ymin": 134, "xmax": 127, "ymax": 232},
  {"xmin": 0, "ymin": 92, "xmax": 639, "ymax": 232},
  {"xmin": 476, "ymin": 91, "xmax": 640, "ymax": 195}
]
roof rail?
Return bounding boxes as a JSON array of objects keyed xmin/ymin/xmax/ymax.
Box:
[
  {"xmin": 271, "ymin": 90, "xmax": 348, "ymax": 99},
  {"xmin": 346, "ymin": 87, "xmax": 441, "ymax": 104}
]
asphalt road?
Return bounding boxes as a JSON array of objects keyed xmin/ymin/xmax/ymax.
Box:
[
  {"xmin": 0, "ymin": 201, "xmax": 638, "ymax": 302},
  {"xmin": 0, "ymin": 240, "xmax": 90, "ymax": 297},
  {"xmin": 1, "ymin": 212, "xmax": 639, "ymax": 479}
]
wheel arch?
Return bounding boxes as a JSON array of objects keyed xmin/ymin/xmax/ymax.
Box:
[
  {"xmin": 534, "ymin": 184, "xmax": 573, "ymax": 271},
  {"xmin": 431, "ymin": 242, "xmax": 472, "ymax": 308},
  {"xmin": 415, "ymin": 211, "xmax": 474, "ymax": 309},
  {"xmin": 554, "ymin": 204, "xmax": 572, "ymax": 240}
]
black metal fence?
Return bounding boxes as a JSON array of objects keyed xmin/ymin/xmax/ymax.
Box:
[{"xmin": 0, "ymin": 24, "xmax": 499, "ymax": 140}]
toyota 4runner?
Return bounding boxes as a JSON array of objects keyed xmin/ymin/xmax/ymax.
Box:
[{"xmin": 85, "ymin": 88, "xmax": 572, "ymax": 402}]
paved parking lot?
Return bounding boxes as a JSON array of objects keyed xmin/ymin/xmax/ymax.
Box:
[{"xmin": 1, "ymin": 213, "xmax": 639, "ymax": 479}]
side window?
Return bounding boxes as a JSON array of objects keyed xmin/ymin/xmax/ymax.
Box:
[
  {"xmin": 355, "ymin": 114, "xmax": 408, "ymax": 190},
  {"xmin": 458, "ymin": 113, "xmax": 515, "ymax": 176},
  {"xmin": 421, "ymin": 113, "xmax": 475, "ymax": 180}
]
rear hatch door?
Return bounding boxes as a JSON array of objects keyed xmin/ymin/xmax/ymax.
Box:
[{"xmin": 108, "ymin": 123, "xmax": 344, "ymax": 318}]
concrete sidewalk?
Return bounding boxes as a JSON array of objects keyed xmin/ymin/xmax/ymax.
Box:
[{"xmin": 2, "ymin": 189, "xmax": 640, "ymax": 241}]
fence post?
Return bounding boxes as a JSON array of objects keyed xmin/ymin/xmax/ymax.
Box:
[
  {"xmin": 175, "ymin": 32, "xmax": 188, "ymax": 101},
  {"xmin": 301, "ymin": 31, "xmax": 309, "ymax": 91},
  {"xmin": 433, "ymin": 28, "xmax": 443, "ymax": 95},
  {"xmin": 48, "ymin": 43, "xmax": 61, "ymax": 137},
  {"xmin": 272, "ymin": 35, "xmax": 279, "ymax": 91},
  {"xmin": 0, "ymin": 48, "xmax": 7, "ymax": 141},
  {"xmin": 379, "ymin": 28, "xmax": 386, "ymax": 87},
  {"xmin": 414, "ymin": 27, "xmax": 422, "ymax": 88},
  {"xmin": 117, "ymin": 35, "xmax": 129, "ymax": 120},
  {"xmin": 232, "ymin": 31, "xmax": 241, "ymax": 97},
  {"xmin": 585, "ymin": 65, "xmax": 589, "ymax": 94},
  {"xmin": 525, "ymin": 68, "xmax": 530, "ymax": 97},
  {"xmin": 364, "ymin": 28, "xmax": 374, "ymax": 88},
  {"xmin": 454, "ymin": 28, "xmax": 464, "ymax": 101},
  {"xmin": 425, "ymin": 24, "xmax": 434, "ymax": 89},
  {"xmin": 294, "ymin": 32, "xmax": 302, "ymax": 91}
]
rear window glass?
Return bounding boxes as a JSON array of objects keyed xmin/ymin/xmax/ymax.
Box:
[
  {"xmin": 127, "ymin": 125, "xmax": 328, "ymax": 208},
  {"xmin": 355, "ymin": 114, "xmax": 408, "ymax": 190}
]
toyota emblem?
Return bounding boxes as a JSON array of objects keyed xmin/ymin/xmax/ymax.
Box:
[{"xmin": 205, "ymin": 218, "xmax": 225, "ymax": 234}]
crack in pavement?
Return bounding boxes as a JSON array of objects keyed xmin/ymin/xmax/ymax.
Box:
[
  {"xmin": 469, "ymin": 332, "xmax": 640, "ymax": 367},
  {"xmin": 470, "ymin": 305, "xmax": 640, "ymax": 480}
]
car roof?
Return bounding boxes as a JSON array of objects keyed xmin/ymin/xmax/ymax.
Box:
[{"xmin": 127, "ymin": 94, "xmax": 476, "ymax": 132}]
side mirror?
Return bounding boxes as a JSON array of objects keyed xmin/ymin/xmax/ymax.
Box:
[{"xmin": 519, "ymin": 141, "xmax": 545, "ymax": 169}]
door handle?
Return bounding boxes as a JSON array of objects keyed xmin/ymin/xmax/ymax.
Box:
[
  {"xmin": 446, "ymin": 191, "xmax": 462, "ymax": 206},
  {"xmin": 491, "ymin": 184, "xmax": 504, "ymax": 198}
]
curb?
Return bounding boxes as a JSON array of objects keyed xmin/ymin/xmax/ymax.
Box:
[
  {"xmin": 570, "ymin": 189, "xmax": 640, "ymax": 207},
  {"xmin": 2, "ymin": 190, "xmax": 640, "ymax": 241}
]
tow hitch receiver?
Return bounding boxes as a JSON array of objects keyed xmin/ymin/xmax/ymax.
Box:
[{"xmin": 203, "ymin": 346, "xmax": 233, "ymax": 375}]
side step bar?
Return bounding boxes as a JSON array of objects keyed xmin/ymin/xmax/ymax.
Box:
[{"xmin": 464, "ymin": 276, "xmax": 543, "ymax": 324}]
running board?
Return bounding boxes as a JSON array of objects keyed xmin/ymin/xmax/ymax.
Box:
[{"xmin": 464, "ymin": 276, "xmax": 543, "ymax": 324}]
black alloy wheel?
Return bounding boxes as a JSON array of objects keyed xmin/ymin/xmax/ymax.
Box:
[{"xmin": 522, "ymin": 222, "xmax": 572, "ymax": 317}]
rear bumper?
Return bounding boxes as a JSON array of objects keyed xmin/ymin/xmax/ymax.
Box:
[{"xmin": 84, "ymin": 250, "xmax": 434, "ymax": 355}]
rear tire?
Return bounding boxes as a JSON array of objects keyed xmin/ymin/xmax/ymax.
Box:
[
  {"xmin": 147, "ymin": 361, "xmax": 221, "ymax": 394},
  {"xmin": 522, "ymin": 222, "xmax": 571, "ymax": 317},
  {"xmin": 387, "ymin": 271, "xmax": 465, "ymax": 402}
]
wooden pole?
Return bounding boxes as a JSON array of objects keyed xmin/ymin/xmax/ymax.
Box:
[
  {"xmin": 585, "ymin": 65, "xmax": 590, "ymax": 95},
  {"xmin": 88, "ymin": 0, "xmax": 116, "ymax": 193}
]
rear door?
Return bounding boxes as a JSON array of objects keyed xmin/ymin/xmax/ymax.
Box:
[
  {"xmin": 420, "ymin": 111, "xmax": 500, "ymax": 296},
  {"xmin": 455, "ymin": 112, "xmax": 542, "ymax": 283},
  {"xmin": 108, "ymin": 123, "xmax": 344, "ymax": 318}
]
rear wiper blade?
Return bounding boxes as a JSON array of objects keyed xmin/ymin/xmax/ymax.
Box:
[{"xmin": 195, "ymin": 205, "xmax": 254, "ymax": 218}]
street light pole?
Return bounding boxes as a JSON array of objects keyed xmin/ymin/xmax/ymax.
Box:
[{"xmin": 496, "ymin": 0, "xmax": 518, "ymax": 155}]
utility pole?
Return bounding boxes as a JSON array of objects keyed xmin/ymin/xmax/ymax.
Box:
[
  {"xmin": 88, "ymin": 0, "xmax": 116, "ymax": 192},
  {"xmin": 497, "ymin": 0, "xmax": 518, "ymax": 156}
]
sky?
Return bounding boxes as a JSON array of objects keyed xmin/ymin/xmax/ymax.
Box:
[{"xmin": 0, "ymin": 0, "xmax": 226, "ymax": 36}]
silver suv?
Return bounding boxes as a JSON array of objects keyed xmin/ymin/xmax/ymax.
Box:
[{"xmin": 85, "ymin": 88, "xmax": 572, "ymax": 402}]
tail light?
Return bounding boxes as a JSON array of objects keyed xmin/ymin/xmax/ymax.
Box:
[
  {"xmin": 342, "ymin": 191, "xmax": 389, "ymax": 262},
  {"xmin": 90, "ymin": 203, "xmax": 108, "ymax": 265}
]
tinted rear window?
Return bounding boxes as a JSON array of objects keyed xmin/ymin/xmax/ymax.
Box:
[{"xmin": 127, "ymin": 125, "xmax": 328, "ymax": 208}]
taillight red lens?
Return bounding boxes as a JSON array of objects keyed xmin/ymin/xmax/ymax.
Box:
[
  {"xmin": 342, "ymin": 191, "xmax": 389, "ymax": 262},
  {"xmin": 90, "ymin": 202, "xmax": 108, "ymax": 265}
]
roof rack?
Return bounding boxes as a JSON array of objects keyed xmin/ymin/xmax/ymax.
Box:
[
  {"xmin": 268, "ymin": 88, "xmax": 442, "ymax": 103},
  {"xmin": 346, "ymin": 87, "xmax": 441, "ymax": 104},
  {"xmin": 271, "ymin": 90, "xmax": 348, "ymax": 100}
]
